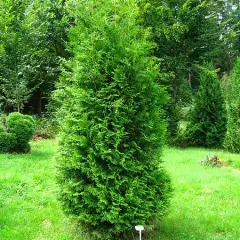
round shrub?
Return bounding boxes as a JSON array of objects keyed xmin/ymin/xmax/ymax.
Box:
[
  {"xmin": 7, "ymin": 112, "xmax": 35, "ymax": 142},
  {"xmin": 56, "ymin": 1, "xmax": 172, "ymax": 239},
  {"xmin": 0, "ymin": 112, "xmax": 35, "ymax": 153}
]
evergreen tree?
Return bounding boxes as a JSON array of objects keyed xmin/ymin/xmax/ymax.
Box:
[
  {"xmin": 138, "ymin": 0, "xmax": 237, "ymax": 139},
  {"xmin": 185, "ymin": 63, "xmax": 226, "ymax": 148},
  {"xmin": 56, "ymin": 0, "xmax": 171, "ymax": 238},
  {"xmin": 224, "ymin": 58, "xmax": 240, "ymax": 152}
]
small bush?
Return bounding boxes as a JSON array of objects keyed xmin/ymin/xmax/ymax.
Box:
[{"xmin": 0, "ymin": 112, "xmax": 35, "ymax": 153}]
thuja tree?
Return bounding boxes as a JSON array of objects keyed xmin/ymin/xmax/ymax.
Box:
[
  {"xmin": 224, "ymin": 58, "xmax": 240, "ymax": 152},
  {"xmin": 185, "ymin": 63, "xmax": 226, "ymax": 148},
  {"xmin": 56, "ymin": 0, "xmax": 171, "ymax": 238}
]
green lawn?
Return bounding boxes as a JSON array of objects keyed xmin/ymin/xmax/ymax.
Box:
[
  {"xmin": 0, "ymin": 140, "xmax": 88, "ymax": 240},
  {"xmin": 159, "ymin": 147, "xmax": 240, "ymax": 240},
  {"xmin": 0, "ymin": 140, "xmax": 240, "ymax": 240}
]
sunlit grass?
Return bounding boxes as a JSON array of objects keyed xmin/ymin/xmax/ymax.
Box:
[
  {"xmin": 0, "ymin": 140, "xmax": 89, "ymax": 240},
  {"xmin": 159, "ymin": 147, "xmax": 240, "ymax": 240},
  {"xmin": 0, "ymin": 140, "xmax": 240, "ymax": 239}
]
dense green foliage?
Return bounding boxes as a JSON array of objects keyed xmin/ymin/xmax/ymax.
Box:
[
  {"xmin": 185, "ymin": 63, "xmax": 226, "ymax": 148},
  {"xmin": 0, "ymin": 132, "xmax": 16, "ymax": 153},
  {"xmin": 56, "ymin": 0, "xmax": 171, "ymax": 238},
  {"xmin": 0, "ymin": 0, "xmax": 69, "ymax": 114},
  {"xmin": 139, "ymin": 0, "xmax": 239, "ymax": 138},
  {"xmin": 0, "ymin": 0, "xmax": 239, "ymax": 118},
  {"xmin": 224, "ymin": 58, "xmax": 240, "ymax": 153},
  {"xmin": 0, "ymin": 112, "xmax": 35, "ymax": 153}
]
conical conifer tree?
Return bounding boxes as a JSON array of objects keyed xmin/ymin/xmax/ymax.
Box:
[
  {"xmin": 185, "ymin": 63, "xmax": 226, "ymax": 148},
  {"xmin": 55, "ymin": 0, "xmax": 171, "ymax": 238},
  {"xmin": 224, "ymin": 58, "xmax": 240, "ymax": 153}
]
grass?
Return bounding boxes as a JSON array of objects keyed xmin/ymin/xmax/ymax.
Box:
[
  {"xmin": 0, "ymin": 140, "xmax": 240, "ymax": 239},
  {"xmin": 159, "ymin": 147, "xmax": 240, "ymax": 240},
  {"xmin": 0, "ymin": 140, "xmax": 88, "ymax": 240}
]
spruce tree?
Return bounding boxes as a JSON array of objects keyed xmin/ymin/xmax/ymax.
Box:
[
  {"xmin": 56, "ymin": 0, "xmax": 171, "ymax": 238},
  {"xmin": 224, "ymin": 58, "xmax": 240, "ymax": 153},
  {"xmin": 185, "ymin": 63, "xmax": 226, "ymax": 148}
]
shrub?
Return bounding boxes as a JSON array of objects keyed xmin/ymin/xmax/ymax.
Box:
[
  {"xmin": 0, "ymin": 112, "xmax": 35, "ymax": 153},
  {"xmin": 0, "ymin": 132, "xmax": 16, "ymax": 152},
  {"xmin": 224, "ymin": 58, "xmax": 240, "ymax": 153},
  {"xmin": 185, "ymin": 63, "xmax": 226, "ymax": 148},
  {"xmin": 56, "ymin": 1, "xmax": 172, "ymax": 239}
]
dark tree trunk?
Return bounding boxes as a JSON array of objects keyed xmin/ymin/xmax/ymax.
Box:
[{"xmin": 36, "ymin": 89, "xmax": 42, "ymax": 115}]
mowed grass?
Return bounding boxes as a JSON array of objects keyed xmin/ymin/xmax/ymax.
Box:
[
  {"xmin": 159, "ymin": 148, "xmax": 240, "ymax": 240},
  {"xmin": 0, "ymin": 140, "xmax": 240, "ymax": 239},
  {"xmin": 0, "ymin": 140, "xmax": 88, "ymax": 240}
]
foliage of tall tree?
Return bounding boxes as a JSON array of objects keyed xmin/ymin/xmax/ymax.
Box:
[
  {"xmin": 25, "ymin": 0, "xmax": 70, "ymax": 114},
  {"xmin": 185, "ymin": 63, "xmax": 226, "ymax": 148},
  {"xmin": 56, "ymin": 0, "xmax": 171, "ymax": 238},
  {"xmin": 0, "ymin": 0, "xmax": 35, "ymax": 112},
  {"xmin": 139, "ymin": 0, "xmax": 238, "ymax": 139},
  {"xmin": 216, "ymin": 0, "xmax": 240, "ymax": 73},
  {"xmin": 224, "ymin": 58, "xmax": 240, "ymax": 152},
  {"xmin": 0, "ymin": 0, "xmax": 69, "ymax": 114}
]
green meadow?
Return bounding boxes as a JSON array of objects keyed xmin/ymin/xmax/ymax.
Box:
[{"xmin": 0, "ymin": 140, "xmax": 240, "ymax": 240}]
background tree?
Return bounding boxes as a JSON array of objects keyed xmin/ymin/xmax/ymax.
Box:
[
  {"xmin": 216, "ymin": 0, "xmax": 240, "ymax": 73},
  {"xmin": 185, "ymin": 62, "xmax": 226, "ymax": 148},
  {"xmin": 56, "ymin": 0, "xmax": 171, "ymax": 238},
  {"xmin": 139, "ymin": 0, "xmax": 238, "ymax": 139},
  {"xmin": 24, "ymin": 0, "xmax": 70, "ymax": 114},
  {"xmin": 0, "ymin": 0, "xmax": 69, "ymax": 114},
  {"xmin": 224, "ymin": 58, "xmax": 240, "ymax": 152},
  {"xmin": 0, "ymin": 0, "xmax": 35, "ymax": 112}
]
